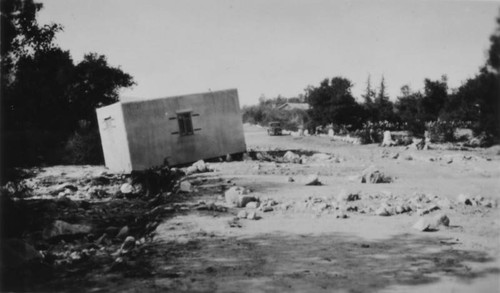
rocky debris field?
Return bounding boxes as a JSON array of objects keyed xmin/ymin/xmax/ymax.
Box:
[{"xmin": 1, "ymin": 124, "xmax": 500, "ymax": 292}]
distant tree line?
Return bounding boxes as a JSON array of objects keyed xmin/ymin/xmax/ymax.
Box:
[
  {"xmin": 1, "ymin": 0, "xmax": 135, "ymax": 171},
  {"xmin": 243, "ymin": 10, "xmax": 500, "ymax": 143}
]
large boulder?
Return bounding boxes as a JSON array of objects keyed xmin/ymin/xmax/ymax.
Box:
[
  {"xmin": 245, "ymin": 201, "xmax": 260, "ymax": 209},
  {"xmin": 361, "ymin": 166, "xmax": 391, "ymax": 184},
  {"xmin": 43, "ymin": 220, "xmax": 91, "ymax": 240},
  {"xmin": 120, "ymin": 183, "xmax": 134, "ymax": 194},
  {"xmin": 375, "ymin": 205, "xmax": 392, "ymax": 216},
  {"xmin": 225, "ymin": 186, "xmax": 257, "ymax": 207},
  {"xmin": 413, "ymin": 214, "xmax": 450, "ymax": 232},
  {"xmin": 179, "ymin": 181, "xmax": 192, "ymax": 193},
  {"xmin": 185, "ymin": 166, "xmax": 198, "ymax": 175},
  {"xmin": 412, "ymin": 218, "xmax": 433, "ymax": 231},
  {"xmin": 283, "ymin": 151, "xmax": 300, "ymax": 163},
  {"xmin": 192, "ymin": 160, "xmax": 208, "ymax": 172},
  {"xmin": 119, "ymin": 236, "xmax": 136, "ymax": 254},
  {"xmin": 310, "ymin": 153, "xmax": 332, "ymax": 161},
  {"xmin": 304, "ymin": 174, "xmax": 321, "ymax": 186}
]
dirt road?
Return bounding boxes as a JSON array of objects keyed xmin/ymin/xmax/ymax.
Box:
[{"xmin": 137, "ymin": 125, "xmax": 500, "ymax": 292}]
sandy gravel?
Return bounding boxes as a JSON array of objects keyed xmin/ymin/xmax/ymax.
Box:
[{"xmin": 143, "ymin": 125, "xmax": 500, "ymax": 292}]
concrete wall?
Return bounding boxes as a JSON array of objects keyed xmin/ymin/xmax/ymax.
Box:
[
  {"xmin": 96, "ymin": 103, "xmax": 132, "ymax": 172},
  {"xmin": 121, "ymin": 89, "xmax": 246, "ymax": 170}
]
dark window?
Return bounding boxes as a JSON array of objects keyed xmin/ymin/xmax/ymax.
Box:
[{"xmin": 177, "ymin": 112, "xmax": 193, "ymax": 136}]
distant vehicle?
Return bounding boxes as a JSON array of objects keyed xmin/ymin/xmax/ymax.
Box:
[{"xmin": 267, "ymin": 121, "xmax": 282, "ymax": 136}]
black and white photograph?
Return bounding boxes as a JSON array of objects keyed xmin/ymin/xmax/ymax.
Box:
[{"xmin": 1, "ymin": 0, "xmax": 500, "ymax": 292}]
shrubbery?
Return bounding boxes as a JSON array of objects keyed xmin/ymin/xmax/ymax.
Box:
[
  {"xmin": 242, "ymin": 97, "xmax": 309, "ymax": 131},
  {"xmin": 63, "ymin": 128, "xmax": 104, "ymax": 165}
]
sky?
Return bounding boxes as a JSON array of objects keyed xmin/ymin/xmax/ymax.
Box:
[{"xmin": 38, "ymin": 0, "xmax": 500, "ymax": 106}]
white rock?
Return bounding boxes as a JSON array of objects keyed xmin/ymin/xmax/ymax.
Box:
[
  {"xmin": 304, "ymin": 174, "xmax": 321, "ymax": 186},
  {"xmin": 120, "ymin": 236, "xmax": 136, "ymax": 252},
  {"xmin": 116, "ymin": 226, "xmax": 129, "ymax": 239},
  {"xmin": 283, "ymin": 151, "xmax": 300, "ymax": 163},
  {"xmin": 237, "ymin": 210, "xmax": 248, "ymax": 219},
  {"xmin": 310, "ymin": 153, "xmax": 332, "ymax": 161},
  {"xmin": 247, "ymin": 211, "xmax": 257, "ymax": 220},
  {"xmin": 225, "ymin": 186, "xmax": 256, "ymax": 207},
  {"xmin": 185, "ymin": 166, "xmax": 198, "ymax": 175},
  {"xmin": 413, "ymin": 218, "xmax": 432, "ymax": 232},
  {"xmin": 375, "ymin": 206, "xmax": 391, "ymax": 216},
  {"xmin": 361, "ymin": 166, "xmax": 391, "ymax": 184},
  {"xmin": 239, "ymin": 195, "xmax": 258, "ymax": 208},
  {"xmin": 179, "ymin": 181, "xmax": 192, "ymax": 192},
  {"xmin": 43, "ymin": 220, "xmax": 92, "ymax": 239},
  {"xmin": 192, "ymin": 160, "xmax": 207, "ymax": 172},
  {"xmin": 245, "ymin": 201, "xmax": 260, "ymax": 209},
  {"xmin": 120, "ymin": 183, "xmax": 134, "ymax": 194}
]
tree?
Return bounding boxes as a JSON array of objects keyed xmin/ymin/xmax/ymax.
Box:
[
  {"xmin": 421, "ymin": 75, "xmax": 448, "ymax": 121},
  {"xmin": 306, "ymin": 77, "xmax": 365, "ymax": 128},
  {"xmin": 395, "ymin": 87, "xmax": 425, "ymax": 135},
  {"xmin": 361, "ymin": 75, "xmax": 376, "ymax": 122},
  {"xmin": 1, "ymin": 0, "xmax": 136, "ymax": 166},
  {"xmin": 373, "ymin": 76, "xmax": 396, "ymax": 122},
  {"xmin": 487, "ymin": 10, "xmax": 500, "ymax": 73},
  {"xmin": 444, "ymin": 67, "xmax": 499, "ymax": 138},
  {"xmin": 6, "ymin": 48, "xmax": 75, "ymax": 132},
  {"xmin": 1, "ymin": 0, "xmax": 62, "ymax": 89},
  {"xmin": 68, "ymin": 53, "xmax": 135, "ymax": 127},
  {"xmin": 361, "ymin": 75, "xmax": 376, "ymax": 105}
]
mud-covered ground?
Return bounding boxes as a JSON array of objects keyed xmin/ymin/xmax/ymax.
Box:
[{"xmin": 2, "ymin": 124, "xmax": 500, "ymax": 292}]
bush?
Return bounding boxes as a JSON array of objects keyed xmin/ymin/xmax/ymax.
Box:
[
  {"xmin": 426, "ymin": 121, "xmax": 456, "ymax": 143},
  {"xmin": 242, "ymin": 100, "xmax": 309, "ymax": 131},
  {"xmin": 2, "ymin": 130, "xmax": 66, "ymax": 167},
  {"xmin": 63, "ymin": 128, "xmax": 104, "ymax": 165}
]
